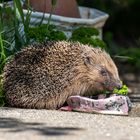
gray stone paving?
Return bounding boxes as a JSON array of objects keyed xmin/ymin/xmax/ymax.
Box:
[{"xmin": 0, "ymin": 103, "xmax": 140, "ymax": 140}]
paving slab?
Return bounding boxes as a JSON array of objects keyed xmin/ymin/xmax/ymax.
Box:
[{"xmin": 0, "ymin": 103, "xmax": 140, "ymax": 140}]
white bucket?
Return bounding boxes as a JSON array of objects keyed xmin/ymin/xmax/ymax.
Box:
[{"xmin": 23, "ymin": 6, "xmax": 109, "ymax": 39}]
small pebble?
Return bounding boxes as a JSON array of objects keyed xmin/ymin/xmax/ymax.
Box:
[{"xmin": 106, "ymin": 133, "xmax": 111, "ymax": 137}]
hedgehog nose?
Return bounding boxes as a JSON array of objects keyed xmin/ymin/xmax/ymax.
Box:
[{"xmin": 116, "ymin": 82, "xmax": 123, "ymax": 89}]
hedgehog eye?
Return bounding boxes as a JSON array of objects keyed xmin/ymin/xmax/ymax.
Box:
[{"xmin": 100, "ymin": 69, "xmax": 107, "ymax": 76}]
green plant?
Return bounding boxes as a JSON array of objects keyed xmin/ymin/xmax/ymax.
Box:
[
  {"xmin": 0, "ymin": 7, "xmax": 7, "ymax": 74},
  {"xmin": 118, "ymin": 48, "xmax": 140, "ymax": 69},
  {"xmin": 0, "ymin": 0, "xmax": 35, "ymax": 71},
  {"xmin": 28, "ymin": 25, "xmax": 107, "ymax": 49},
  {"xmin": 28, "ymin": 24, "xmax": 67, "ymax": 43},
  {"xmin": 0, "ymin": 0, "xmax": 32, "ymax": 54},
  {"xmin": 0, "ymin": 17, "xmax": 6, "ymax": 107},
  {"xmin": 70, "ymin": 27, "xmax": 107, "ymax": 49},
  {"xmin": 0, "ymin": 33, "xmax": 7, "ymax": 74},
  {"xmin": 109, "ymin": 45, "xmax": 140, "ymax": 72},
  {"xmin": 46, "ymin": 0, "xmax": 57, "ymax": 30},
  {"xmin": 13, "ymin": 0, "xmax": 32, "ymax": 45},
  {"xmin": 0, "ymin": 36, "xmax": 7, "ymax": 107}
]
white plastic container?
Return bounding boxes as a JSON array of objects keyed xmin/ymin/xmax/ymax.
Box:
[{"xmin": 23, "ymin": 6, "xmax": 109, "ymax": 39}]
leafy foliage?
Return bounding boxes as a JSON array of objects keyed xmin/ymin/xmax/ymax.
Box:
[
  {"xmin": 70, "ymin": 27, "xmax": 107, "ymax": 49},
  {"xmin": 77, "ymin": 0, "xmax": 140, "ymax": 40},
  {"xmin": 28, "ymin": 24, "xmax": 67, "ymax": 42},
  {"xmin": 0, "ymin": 0, "xmax": 32, "ymax": 107},
  {"xmin": 117, "ymin": 48, "xmax": 140, "ymax": 70}
]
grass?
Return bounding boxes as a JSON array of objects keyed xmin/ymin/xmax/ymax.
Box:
[{"xmin": 0, "ymin": 22, "xmax": 6, "ymax": 107}]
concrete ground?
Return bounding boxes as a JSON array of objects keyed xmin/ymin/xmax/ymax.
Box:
[{"xmin": 0, "ymin": 103, "xmax": 140, "ymax": 140}]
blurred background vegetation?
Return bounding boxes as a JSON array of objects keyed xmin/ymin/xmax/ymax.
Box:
[
  {"xmin": 77, "ymin": 0, "xmax": 140, "ymax": 46},
  {"xmin": 77, "ymin": 0, "xmax": 140, "ymax": 74}
]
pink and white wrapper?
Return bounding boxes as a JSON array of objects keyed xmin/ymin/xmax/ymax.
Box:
[{"xmin": 60, "ymin": 95, "xmax": 132, "ymax": 116}]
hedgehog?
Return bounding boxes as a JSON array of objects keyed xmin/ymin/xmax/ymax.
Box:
[{"xmin": 3, "ymin": 41, "xmax": 122, "ymax": 109}]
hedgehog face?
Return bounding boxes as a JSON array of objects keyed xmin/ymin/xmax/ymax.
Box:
[
  {"xmin": 83, "ymin": 49, "xmax": 122, "ymax": 92},
  {"xmin": 99, "ymin": 66, "xmax": 122, "ymax": 91}
]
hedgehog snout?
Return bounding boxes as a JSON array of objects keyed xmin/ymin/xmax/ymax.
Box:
[
  {"xmin": 115, "ymin": 81, "xmax": 123, "ymax": 89},
  {"xmin": 103, "ymin": 79, "xmax": 122, "ymax": 91},
  {"xmin": 109, "ymin": 80, "xmax": 122, "ymax": 91}
]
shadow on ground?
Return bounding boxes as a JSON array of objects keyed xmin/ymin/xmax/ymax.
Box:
[{"xmin": 0, "ymin": 117, "xmax": 84, "ymax": 136}]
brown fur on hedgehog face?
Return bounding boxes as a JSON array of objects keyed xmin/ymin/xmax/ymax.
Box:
[
  {"xmin": 3, "ymin": 41, "xmax": 122, "ymax": 109},
  {"xmin": 78, "ymin": 44, "xmax": 122, "ymax": 93}
]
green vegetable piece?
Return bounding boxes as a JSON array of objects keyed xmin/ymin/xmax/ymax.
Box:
[{"xmin": 113, "ymin": 85, "xmax": 128, "ymax": 95}]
